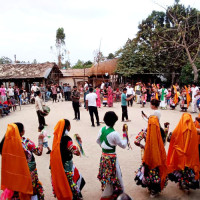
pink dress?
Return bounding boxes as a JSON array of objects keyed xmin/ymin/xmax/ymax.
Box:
[
  {"xmin": 96, "ymin": 89, "xmax": 101, "ymax": 108},
  {"xmin": 107, "ymin": 87, "xmax": 113, "ymax": 107}
]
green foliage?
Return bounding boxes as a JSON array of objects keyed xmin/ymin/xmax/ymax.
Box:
[
  {"xmin": 107, "ymin": 53, "xmax": 115, "ymax": 59},
  {"xmin": 117, "ymin": 1, "xmax": 200, "ymax": 83},
  {"xmin": 180, "ymin": 62, "xmax": 200, "ymax": 85},
  {"xmin": 0, "ymin": 56, "xmax": 12, "ymax": 64},
  {"xmin": 56, "ymin": 28, "xmax": 65, "ymax": 45},
  {"xmin": 72, "ymin": 60, "xmax": 93, "ymax": 69}
]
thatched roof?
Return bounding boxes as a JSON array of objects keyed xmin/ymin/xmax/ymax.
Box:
[
  {"xmin": 0, "ymin": 62, "xmax": 60, "ymax": 80},
  {"xmin": 61, "ymin": 68, "xmax": 90, "ymax": 77},
  {"xmin": 90, "ymin": 59, "xmax": 118, "ymax": 76}
]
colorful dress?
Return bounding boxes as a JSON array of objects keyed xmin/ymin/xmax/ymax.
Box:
[
  {"xmin": 97, "ymin": 126, "xmax": 127, "ymax": 199},
  {"xmin": 12, "ymin": 138, "xmax": 45, "ymax": 200},
  {"xmin": 159, "ymin": 88, "xmax": 168, "ymax": 109},
  {"xmin": 107, "ymin": 87, "xmax": 113, "ymax": 107},
  {"xmin": 134, "ymin": 116, "xmax": 168, "ymax": 195},
  {"xmin": 167, "ymin": 113, "xmax": 200, "ymax": 190},
  {"xmin": 96, "ymin": 88, "xmax": 101, "ymax": 108},
  {"xmin": 59, "ymin": 134, "xmax": 85, "ymax": 199},
  {"xmin": 103, "ymin": 89, "xmax": 108, "ymax": 106},
  {"xmin": 1, "ymin": 123, "xmax": 44, "ymax": 200}
]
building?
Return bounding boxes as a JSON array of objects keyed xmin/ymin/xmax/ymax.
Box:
[
  {"xmin": 89, "ymin": 58, "xmax": 118, "ymax": 87},
  {"xmin": 60, "ymin": 68, "xmax": 90, "ymax": 86},
  {"xmin": 0, "ymin": 62, "xmax": 62, "ymax": 91}
]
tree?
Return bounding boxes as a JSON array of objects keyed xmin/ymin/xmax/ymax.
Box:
[
  {"xmin": 117, "ymin": 1, "xmax": 200, "ymax": 83},
  {"xmin": 51, "ymin": 27, "xmax": 66, "ymax": 68},
  {"xmin": 63, "ymin": 60, "xmax": 71, "ymax": 69},
  {"xmin": 157, "ymin": 1, "xmax": 200, "ymax": 82},
  {"xmin": 72, "ymin": 60, "xmax": 93, "ymax": 69},
  {"xmin": 107, "ymin": 53, "xmax": 115, "ymax": 59},
  {"xmin": 0, "ymin": 56, "xmax": 12, "ymax": 64}
]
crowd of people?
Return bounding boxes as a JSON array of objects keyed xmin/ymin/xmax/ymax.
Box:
[{"xmin": 1, "ymin": 80, "xmax": 200, "ymax": 200}]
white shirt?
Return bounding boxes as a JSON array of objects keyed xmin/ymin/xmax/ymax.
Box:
[
  {"xmin": 86, "ymin": 92, "xmax": 97, "ymax": 107},
  {"xmin": 31, "ymin": 85, "xmax": 39, "ymax": 92},
  {"xmin": 35, "ymin": 96, "xmax": 43, "ymax": 111},
  {"xmin": 84, "ymin": 83, "xmax": 88, "ymax": 90},
  {"xmin": 96, "ymin": 126, "xmax": 127, "ymax": 151},
  {"xmin": 7, "ymin": 88, "xmax": 14, "ymax": 96},
  {"xmin": 100, "ymin": 83, "xmax": 105, "ymax": 90},
  {"xmin": 191, "ymin": 86, "xmax": 199, "ymax": 99},
  {"xmin": 127, "ymin": 87, "xmax": 135, "ymax": 95}
]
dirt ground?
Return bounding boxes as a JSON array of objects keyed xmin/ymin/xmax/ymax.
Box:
[{"xmin": 0, "ymin": 100, "xmax": 200, "ymax": 200}]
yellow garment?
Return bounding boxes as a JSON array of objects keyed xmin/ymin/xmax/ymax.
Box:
[
  {"xmin": 50, "ymin": 119, "xmax": 73, "ymax": 200},
  {"xmin": 173, "ymin": 85, "xmax": 178, "ymax": 105},
  {"xmin": 167, "ymin": 113, "xmax": 199, "ymax": 179},
  {"xmin": 143, "ymin": 116, "xmax": 167, "ymax": 189},
  {"xmin": 1, "ymin": 124, "xmax": 33, "ymax": 199},
  {"xmin": 185, "ymin": 86, "xmax": 191, "ymax": 108}
]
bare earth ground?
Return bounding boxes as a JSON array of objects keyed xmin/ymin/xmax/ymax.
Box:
[{"xmin": 0, "ymin": 100, "xmax": 200, "ymax": 200}]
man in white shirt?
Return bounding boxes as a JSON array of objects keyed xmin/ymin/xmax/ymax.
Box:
[
  {"xmin": 7, "ymin": 85, "xmax": 14, "ymax": 99},
  {"xmin": 35, "ymin": 91, "xmax": 47, "ymax": 127},
  {"xmin": 84, "ymin": 81, "xmax": 89, "ymax": 91},
  {"xmin": 86, "ymin": 87, "xmax": 100, "ymax": 127},
  {"xmin": 100, "ymin": 81, "xmax": 105, "ymax": 90},
  {"xmin": 126, "ymin": 84, "xmax": 135, "ymax": 107},
  {"xmin": 31, "ymin": 83, "xmax": 39, "ymax": 93},
  {"xmin": 191, "ymin": 83, "xmax": 199, "ymax": 113}
]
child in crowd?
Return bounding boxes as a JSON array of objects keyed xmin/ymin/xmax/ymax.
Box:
[
  {"xmin": 170, "ymin": 96, "xmax": 176, "ymax": 110},
  {"xmin": 38, "ymin": 125, "xmax": 51, "ymax": 154},
  {"xmin": 179, "ymin": 89, "xmax": 187, "ymax": 112},
  {"xmin": 166, "ymin": 89, "xmax": 171, "ymax": 105}
]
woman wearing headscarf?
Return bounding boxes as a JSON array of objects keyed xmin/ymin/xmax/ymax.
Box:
[
  {"xmin": 134, "ymin": 116, "xmax": 168, "ymax": 197},
  {"xmin": 167, "ymin": 113, "xmax": 199, "ymax": 190},
  {"xmin": 0, "ymin": 122, "xmax": 44, "ymax": 200},
  {"xmin": 50, "ymin": 119, "xmax": 85, "ymax": 200}
]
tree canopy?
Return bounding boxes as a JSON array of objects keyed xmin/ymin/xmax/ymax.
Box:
[{"xmin": 117, "ymin": 1, "xmax": 200, "ymax": 84}]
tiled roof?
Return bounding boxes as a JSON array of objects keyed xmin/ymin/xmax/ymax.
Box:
[{"xmin": 0, "ymin": 62, "xmax": 59, "ymax": 79}]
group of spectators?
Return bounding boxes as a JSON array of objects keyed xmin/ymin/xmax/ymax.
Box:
[{"xmin": 0, "ymin": 82, "xmax": 73, "ymax": 116}]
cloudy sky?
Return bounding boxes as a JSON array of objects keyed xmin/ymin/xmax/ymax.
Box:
[{"xmin": 0, "ymin": 0, "xmax": 199, "ymax": 65}]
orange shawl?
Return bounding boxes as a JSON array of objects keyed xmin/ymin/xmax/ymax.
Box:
[
  {"xmin": 173, "ymin": 85, "xmax": 178, "ymax": 105},
  {"xmin": 185, "ymin": 86, "xmax": 191, "ymax": 108},
  {"xmin": 50, "ymin": 119, "xmax": 73, "ymax": 200},
  {"xmin": 194, "ymin": 113, "xmax": 200, "ymax": 144},
  {"xmin": 1, "ymin": 124, "xmax": 33, "ymax": 199},
  {"xmin": 167, "ymin": 113, "xmax": 199, "ymax": 179},
  {"xmin": 143, "ymin": 116, "xmax": 167, "ymax": 189}
]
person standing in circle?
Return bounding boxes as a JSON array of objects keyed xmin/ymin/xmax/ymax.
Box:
[
  {"xmin": 86, "ymin": 87, "xmax": 100, "ymax": 127},
  {"xmin": 35, "ymin": 91, "xmax": 47, "ymax": 127},
  {"xmin": 121, "ymin": 88, "xmax": 133, "ymax": 122},
  {"xmin": 71, "ymin": 86, "xmax": 80, "ymax": 121}
]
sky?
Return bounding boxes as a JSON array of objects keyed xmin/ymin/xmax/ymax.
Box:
[{"xmin": 0, "ymin": 0, "xmax": 199, "ymax": 65}]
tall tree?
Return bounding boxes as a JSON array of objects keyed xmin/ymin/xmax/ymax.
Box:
[
  {"xmin": 157, "ymin": 1, "xmax": 200, "ymax": 82},
  {"xmin": 55, "ymin": 27, "xmax": 66, "ymax": 68}
]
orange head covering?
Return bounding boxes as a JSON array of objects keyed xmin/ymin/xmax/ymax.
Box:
[
  {"xmin": 173, "ymin": 85, "xmax": 178, "ymax": 105},
  {"xmin": 50, "ymin": 119, "xmax": 72, "ymax": 200},
  {"xmin": 143, "ymin": 116, "xmax": 167, "ymax": 189},
  {"xmin": 1, "ymin": 123, "xmax": 33, "ymax": 197},
  {"xmin": 185, "ymin": 86, "xmax": 191, "ymax": 108},
  {"xmin": 167, "ymin": 113, "xmax": 199, "ymax": 179},
  {"xmin": 194, "ymin": 113, "xmax": 200, "ymax": 145}
]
